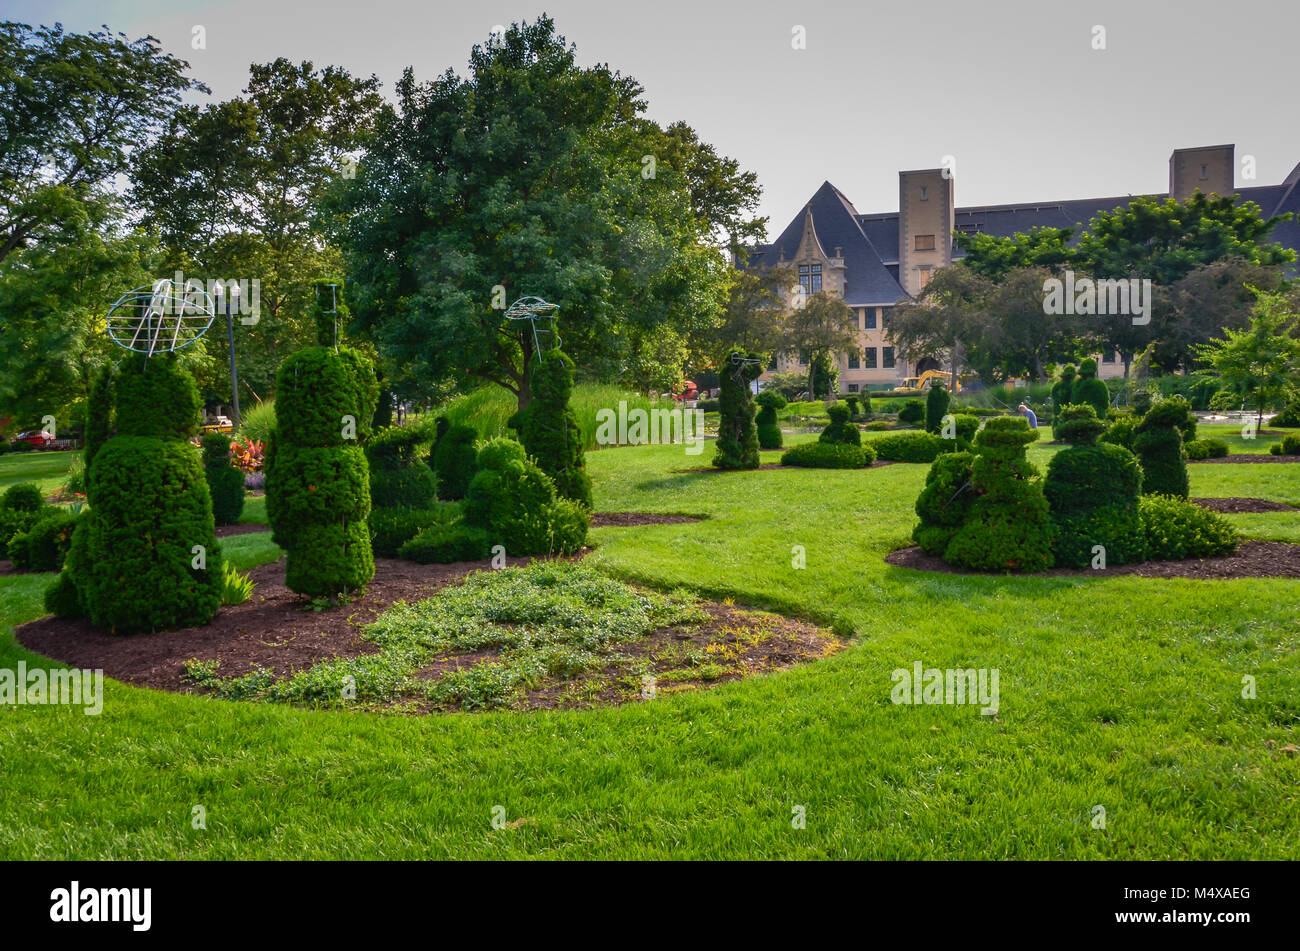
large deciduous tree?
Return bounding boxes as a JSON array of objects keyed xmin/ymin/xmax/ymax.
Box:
[{"xmin": 1193, "ymin": 288, "xmax": 1300, "ymax": 427}]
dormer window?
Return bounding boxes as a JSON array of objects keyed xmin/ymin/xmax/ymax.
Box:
[{"xmin": 799, "ymin": 263, "xmax": 822, "ymax": 294}]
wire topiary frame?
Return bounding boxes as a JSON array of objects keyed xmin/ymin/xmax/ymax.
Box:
[{"xmin": 106, "ymin": 279, "xmax": 215, "ymax": 356}]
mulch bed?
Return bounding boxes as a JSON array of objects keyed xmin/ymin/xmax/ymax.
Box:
[
  {"xmin": 1192, "ymin": 497, "xmax": 1298, "ymax": 514},
  {"xmin": 673, "ymin": 460, "xmax": 894, "ymax": 474},
  {"xmin": 15, "ymin": 554, "xmax": 538, "ymax": 692},
  {"xmin": 1189, "ymin": 454, "xmax": 1300, "ymax": 464},
  {"xmin": 885, "ymin": 540, "xmax": 1300, "ymax": 579},
  {"xmin": 214, "ymin": 523, "xmax": 272, "ymax": 538},
  {"xmin": 590, "ymin": 512, "xmax": 703, "ymax": 527}
]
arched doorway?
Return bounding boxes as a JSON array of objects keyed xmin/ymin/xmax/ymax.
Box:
[{"xmin": 915, "ymin": 357, "xmax": 942, "ymax": 375}]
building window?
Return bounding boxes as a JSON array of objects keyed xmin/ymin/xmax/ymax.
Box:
[
  {"xmin": 863, "ymin": 307, "xmax": 877, "ymax": 330},
  {"xmin": 768, "ymin": 353, "xmax": 778, "ymax": 370},
  {"xmin": 1102, "ymin": 351, "xmax": 1116, "ymax": 364},
  {"xmin": 914, "ymin": 234, "xmax": 936, "ymax": 252},
  {"xmin": 882, "ymin": 347, "xmax": 895, "ymax": 369},
  {"xmin": 1200, "ymin": 164, "xmax": 1208, "ymax": 180},
  {"xmin": 848, "ymin": 349, "xmax": 860, "ymax": 370},
  {"xmin": 863, "ymin": 347, "xmax": 878, "ymax": 370},
  {"xmin": 798, "ymin": 348, "xmax": 809, "ymax": 366},
  {"xmin": 920, "ymin": 186, "xmax": 928, "ymax": 200},
  {"xmin": 810, "ymin": 263, "xmax": 822, "ymax": 293},
  {"xmin": 798, "ymin": 263, "xmax": 822, "ymax": 294},
  {"xmin": 881, "ymin": 307, "xmax": 892, "ymax": 329},
  {"xmin": 847, "ymin": 383, "xmax": 859, "ymax": 393}
]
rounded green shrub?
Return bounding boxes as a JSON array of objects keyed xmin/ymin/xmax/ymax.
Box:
[
  {"xmin": 2, "ymin": 483, "xmax": 45, "ymax": 513},
  {"xmin": 898, "ymin": 399, "xmax": 925, "ymax": 427},
  {"xmin": 431, "ymin": 424, "xmax": 479, "ymax": 500},
  {"xmin": 912, "ymin": 451, "xmax": 975, "ymax": 555},
  {"xmin": 925, "ymin": 385, "xmax": 951, "ymax": 434},
  {"xmin": 516, "ymin": 350, "xmax": 592, "ymax": 507},
  {"xmin": 1070, "ymin": 358, "xmax": 1110, "ymax": 420},
  {"xmin": 113, "ymin": 356, "xmax": 201, "ymax": 439},
  {"xmin": 365, "ymin": 423, "xmax": 437, "ymax": 509},
  {"xmin": 818, "ymin": 404, "xmax": 861, "ymax": 446},
  {"xmin": 369, "ymin": 504, "xmax": 460, "ymax": 557},
  {"xmin": 84, "ymin": 364, "xmax": 114, "ymax": 479},
  {"xmin": 713, "ymin": 352, "xmax": 761, "ymax": 470},
  {"xmin": 202, "ymin": 433, "xmax": 246, "ymax": 525},
  {"xmin": 266, "ymin": 346, "xmax": 378, "ymax": 598},
  {"xmin": 781, "ymin": 441, "xmax": 874, "ymax": 468},
  {"xmin": 1054, "ymin": 403, "xmax": 1107, "ymax": 446},
  {"xmin": 463, "ymin": 438, "xmax": 589, "ymax": 556},
  {"xmin": 398, "ymin": 522, "xmax": 491, "ymax": 563},
  {"xmin": 755, "ymin": 391, "xmax": 786, "ymax": 449},
  {"xmin": 1134, "ymin": 397, "xmax": 1190, "ymax": 498},
  {"xmin": 1184, "ymin": 438, "xmax": 1229, "ymax": 460},
  {"xmin": 44, "ymin": 569, "xmax": 84, "ymax": 618},
  {"xmin": 1268, "ymin": 433, "xmax": 1300, "ymax": 456},
  {"xmin": 1101, "ymin": 416, "xmax": 1136, "ymax": 451},
  {"xmin": 1140, "ymin": 495, "xmax": 1238, "ymax": 560},
  {"xmin": 1271, "ymin": 401, "xmax": 1300, "ymax": 427},
  {"xmin": 873, "ymin": 431, "xmax": 948, "ymax": 463},
  {"xmin": 1044, "ymin": 428, "xmax": 1146, "ymax": 568},
  {"xmin": 8, "ymin": 509, "xmax": 80, "ymax": 571}
]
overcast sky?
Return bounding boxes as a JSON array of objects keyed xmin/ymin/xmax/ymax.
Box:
[{"xmin": 5, "ymin": 0, "xmax": 1298, "ymax": 238}]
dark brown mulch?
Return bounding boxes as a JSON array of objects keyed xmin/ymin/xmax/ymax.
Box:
[
  {"xmin": 1190, "ymin": 454, "xmax": 1300, "ymax": 464},
  {"xmin": 14, "ymin": 553, "xmax": 541, "ymax": 692},
  {"xmin": 0, "ymin": 560, "xmax": 17, "ymax": 576},
  {"xmin": 673, "ymin": 460, "xmax": 894, "ymax": 474},
  {"xmin": 590, "ymin": 512, "xmax": 703, "ymax": 527},
  {"xmin": 214, "ymin": 522, "xmax": 271, "ymax": 538},
  {"xmin": 1193, "ymin": 497, "xmax": 1298, "ymax": 514},
  {"xmin": 885, "ymin": 540, "xmax": 1300, "ymax": 579}
]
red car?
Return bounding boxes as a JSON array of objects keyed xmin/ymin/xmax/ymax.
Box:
[{"xmin": 9, "ymin": 431, "xmax": 55, "ymax": 449}]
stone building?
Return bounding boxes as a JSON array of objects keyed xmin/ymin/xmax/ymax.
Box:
[{"xmin": 744, "ymin": 144, "xmax": 1300, "ymax": 392}]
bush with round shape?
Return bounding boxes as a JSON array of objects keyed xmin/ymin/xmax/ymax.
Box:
[
  {"xmin": 818, "ymin": 404, "xmax": 861, "ymax": 446},
  {"xmin": 898, "ymin": 399, "xmax": 925, "ymax": 427},
  {"xmin": 1185, "ymin": 438, "xmax": 1229, "ymax": 460},
  {"xmin": 84, "ymin": 364, "xmax": 113, "ymax": 478},
  {"xmin": 1269, "ymin": 433, "xmax": 1300, "ymax": 456},
  {"xmin": 1139, "ymin": 495, "xmax": 1238, "ymax": 560},
  {"xmin": 1054, "ymin": 403, "xmax": 1108, "ymax": 446},
  {"xmin": 202, "ymin": 433, "xmax": 246, "ymax": 525},
  {"xmin": 0, "ymin": 484, "xmax": 48, "ymax": 560},
  {"xmin": 2, "ymin": 483, "xmax": 44, "ymax": 513},
  {"xmin": 1271, "ymin": 401, "xmax": 1300, "ymax": 427},
  {"xmin": 399, "ymin": 522, "xmax": 491, "ymax": 563},
  {"xmin": 431, "ymin": 424, "xmax": 478, "ymax": 500},
  {"xmin": 925, "ymin": 385, "xmax": 951, "ymax": 434},
  {"xmin": 266, "ymin": 346, "xmax": 378, "ymax": 598},
  {"xmin": 781, "ymin": 441, "xmax": 874, "ymax": 469},
  {"xmin": 44, "ymin": 569, "xmax": 83, "ymax": 618},
  {"xmin": 842, "ymin": 394, "xmax": 860, "ymax": 418},
  {"xmin": 463, "ymin": 438, "xmax": 588, "ymax": 556},
  {"xmin": 713, "ymin": 352, "xmax": 761, "ymax": 470},
  {"xmin": 516, "ymin": 350, "xmax": 592, "ymax": 507},
  {"xmin": 1070, "ymin": 358, "xmax": 1110, "ymax": 420},
  {"xmin": 369, "ymin": 504, "xmax": 460, "ymax": 557},
  {"xmin": 1101, "ymin": 416, "xmax": 1136, "ymax": 451},
  {"xmin": 365, "ymin": 422, "xmax": 437, "ymax": 509},
  {"xmin": 912, "ymin": 451, "xmax": 975, "ymax": 555},
  {"xmin": 755, "ymin": 391, "xmax": 786, "ymax": 449},
  {"xmin": 873, "ymin": 430, "xmax": 948, "ymax": 463},
  {"xmin": 8, "ymin": 509, "xmax": 80, "ymax": 571},
  {"xmin": 1134, "ymin": 397, "xmax": 1190, "ymax": 498},
  {"xmin": 1051, "ymin": 365, "xmax": 1077, "ymax": 412},
  {"xmin": 944, "ymin": 416, "xmax": 1054, "ymax": 572}
]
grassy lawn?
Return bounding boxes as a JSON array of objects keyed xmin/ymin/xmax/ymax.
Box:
[
  {"xmin": 1, "ymin": 438, "xmax": 1297, "ymax": 859},
  {"xmin": 0, "ymin": 450, "xmax": 78, "ymax": 495}
]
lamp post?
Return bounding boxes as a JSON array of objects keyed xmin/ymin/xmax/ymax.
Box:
[{"xmin": 224, "ymin": 284, "xmax": 242, "ymax": 430}]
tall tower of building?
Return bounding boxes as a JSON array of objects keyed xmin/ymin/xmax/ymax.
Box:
[
  {"xmin": 898, "ymin": 168, "xmax": 954, "ymax": 298},
  {"xmin": 1169, "ymin": 144, "xmax": 1235, "ymax": 200}
]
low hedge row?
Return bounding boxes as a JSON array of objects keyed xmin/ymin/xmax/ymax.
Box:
[
  {"xmin": 781, "ymin": 441, "xmax": 876, "ymax": 469},
  {"xmin": 873, "ymin": 431, "xmax": 949, "ymax": 463}
]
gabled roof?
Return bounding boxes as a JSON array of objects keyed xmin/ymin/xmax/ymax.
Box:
[{"xmin": 746, "ymin": 181, "xmax": 908, "ymax": 305}]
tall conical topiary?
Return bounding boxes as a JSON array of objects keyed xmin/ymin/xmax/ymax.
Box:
[
  {"xmin": 516, "ymin": 349, "xmax": 592, "ymax": 507},
  {"xmin": 202, "ymin": 433, "xmax": 246, "ymax": 526},
  {"xmin": 755, "ymin": 391, "xmax": 786, "ymax": 449},
  {"xmin": 72, "ymin": 354, "xmax": 223, "ymax": 634},
  {"xmin": 925, "ymin": 384, "xmax": 951, "ymax": 434},
  {"xmin": 713, "ymin": 351, "xmax": 761, "ymax": 470},
  {"xmin": 266, "ymin": 344, "xmax": 379, "ymax": 598}
]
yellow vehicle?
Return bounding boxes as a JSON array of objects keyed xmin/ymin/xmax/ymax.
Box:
[
  {"xmin": 897, "ymin": 370, "xmax": 960, "ymax": 393},
  {"xmin": 200, "ymin": 416, "xmax": 234, "ymax": 435}
]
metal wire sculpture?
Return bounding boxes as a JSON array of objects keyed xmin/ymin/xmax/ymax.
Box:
[
  {"xmin": 106, "ymin": 279, "xmax": 215, "ymax": 356},
  {"xmin": 504, "ymin": 296, "xmax": 561, "ymax": 362},
  {"xmin": 728, "ymin": 351, "xmax": 764, "ymax": 380}
]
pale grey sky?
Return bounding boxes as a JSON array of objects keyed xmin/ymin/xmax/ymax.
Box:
[{"xmin": 5, "ymin": 0, "xmax": 1298, "ymax": 238}]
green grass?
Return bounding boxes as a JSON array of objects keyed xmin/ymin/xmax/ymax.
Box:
[
  {"xmin": 1, "ymin": 438, "xmax": 1297, "ymax": 858},
  {"xmin": 0, "ymin": 450, "xmax": 79, "ymax": 495},
  {"xmin": 436, "ymin": 383, "xmax": 663, "ymax": 450}
]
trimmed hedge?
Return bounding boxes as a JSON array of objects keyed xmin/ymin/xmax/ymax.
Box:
[
  {"xmin": 1044, "ymin": 429, "xmax": 1146, "ymax": 569},
  {"xmin": 1101, "ymin": 416, "xmax": 1136, "ymax": 451},
  {"xmin": 202, "ymin": 433, "xmax": 246, "ymax": 525},
  {"xmin": 781, "ymin": 441, "xmax": 875, "ymax": 469},
  {"xmin": 755, "ymin": 391, "xmax": 786, "ymax": 449},
  {"xmin": 515, "ymin": 350, "xmax": 592, "ymax": 507},
  {"xmin": 873, "ymin": 431, "xmax": 948, "ymax": 463},
  {"xmin": 925, "ymin": 385, "xmax": 951, "ymax": 434},
  {"xmin": 84, "ymin": 363, "xmax": 113, "ymax": 478},
  {"xmin": 1269, "ymin": 433, "xmax": 1300, "ymax": 456},
  {"xmin": 368, "ymin": 504, "xmax": 460, "ymax": 557},
  {"xmin": 431, "ymin": 424, "xmax": 478, "ymax": 500},
  {"xmin": 1140, "ymin": 495, "xmax": 1238, "ymax": 560},
  {"xmin": 1185, "ymin": 438, "xmax": 1229, "ymax": 460},
  {"xmin": 898, "ymin": 399, "xmax": 925, "ymax": 426},
  {"xmin": 713, "ymin": 352, "xmax": 761, "ymax": 470},
  {"xmin": 399, "ymin": 522, "xmax": 491, "ymax": 564},
  {"xmin": 365, "ymin": 423, "xmax": 437, "ymax": 509},
  {"xmin": 818, "ymin": 404, "xmax": 861, "ymax": 446},
  {"xmin": 462, "ymin": 438, "xmax": 588, "ymax": 556},
  {"xmin": 1134, "ymin": 397, "xmax": 1190, "ymax": 498},
  {"xmin": 8, "ymin": 509, "xmax": 80, "ymax": 571},
  {"xmin": 1070, "ymin": 358, "xmax": 1109, "ymax": 419},
  {"xmin": 912, "ymin": 451, "xmax": 975, "ymax": 556}
]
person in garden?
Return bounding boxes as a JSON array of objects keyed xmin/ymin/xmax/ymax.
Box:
[{"xmin": 1018, "ymin": 403, "xmax": 1038, "ymax": 429}]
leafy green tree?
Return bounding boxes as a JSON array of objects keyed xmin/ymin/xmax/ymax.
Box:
[
  {"xmin": 1193, "ymin": 288, "xmax": 1300, "ymax": 427},
  {"xmin": 787, "ymin": 291, "xmax": 858, "ymax": 400},
  {"xmin": 333, "ymin": 17, "xmax": 751, "ymax": 410},
  {"xmin": 954, "ymin": 226, "xmax": 1076, "ymax": 282},
  {"xmin": 891, "ymin": 262, "xmax": 992, "ymax": 386}
]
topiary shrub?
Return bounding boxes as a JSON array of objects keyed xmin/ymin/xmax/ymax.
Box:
[
  {"xmin": 1132, "ymin": 389, "xmax": 1154, "ymax": 417},
  {"xmin": 2, "ymin": 483, "xmax": 44, "ymax": 513},
  {"xmin": 84, "ymin": 363, "xmax": 113, "ymax": 480},
  {"xmin": 1269, "ymin": 433, "xmax": 1300, "ymax": 456},
  {"xmin": 1271, "ymin": 401, "xmax": 1300, "ymax": 428},
  {"xmin": 1043, "ymin": 405, "xmax": 1146, "ymax": 568},
  {"xmin": 898, "ymin": 399, "xmax": 925, "ymax": 427},
  {"xmin": 936, "ymin": 413, "xmax": 979, "ymax": 447},
  {"xmin": 1140, "ymin": 495, "xmax": 1238, "ymax": 560},
  {"xmin": 1134, "ymin": 397, "xmax": 1190, "ymax": 498},
  {"xmin": 266, "ymin": 346, "xmax": 378, "ymax": 598},
  {"xmin": 857, "ymin": 390, "xmax": 873, "ymax": 415},
  {"xmin": 431, "ymin": 424, "xmax": 478, "ymax": 500},
  {"xmin": 842, "ymin": 394, "xmax": 860, "ymax": 418},
  {"xmin": 912, "ymin": 451, "xmax": 975, "ymax": 556},
  {"xmin": 463, "ymin": 438, "xmax": 588, "ymax": 556},
  {"xmin": 1051, "ymin": 364, "xmax": 1077, "ymax": 413},
  {"xmin": 1070, "ymin": 358, "xmax": 1110, "ymax": 420},
  {"xmin": 0, "ymin": 483, "xmax": 48, "ymax": 560},
  {"xmin": 44, "ymin": 569, "xmax": 83, "ymax": 618},
  {"xmin": 943, "ymin": 416, "xmax": 1055, "ymax": 572},
  {"xmin": 75, "ymin": 354, "xmax": 222, "ymax": 634},
  {"xmin": 1101, "ymin": 416, "xmax": 1136, "ymax": 451},
  {"xmin": 368, "ymin": 503, "xmax": 461, "ymax": 557},
  {"xmin": 818, "ymin": 403, "xmax": 861, "ymax": 446},
  {"xmin": 8, "ymin": 509, "xmax": 80, "ymax": 572},
  {"xmin": 398, "ymin": 522, "xmax": 491, "ymax": 564},
  {"xmin": 925, "ymin": 385, "xmax": 951, "ymax": 434},
  {"xmin": 755, "ymin": 390, "xmax": 787, "ymax": 449},
  {"xmin": 713, "ymin": 352, "xmax": 762, "ymax": 470},
  {"xmin": 1185, "ymin": 438, "xmax": 1229, "ymax": 460},
  {"xmin": 515, "ymin": 350, "xmax": 593, "ymax": 507},
  {"xmin": 202, "ymin": 433, "xmax": 246, "ymax": 526},
  {"xmin": 873, "ymin": 430, "xmax": 948, "ymax": 463},
  {"xmin": 781, "ymin": 441, "xmax": 874, "ymax": 469},
  {"xmin": 365, "ymin": 422, "xmax": 437, "ymax": 509}
]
